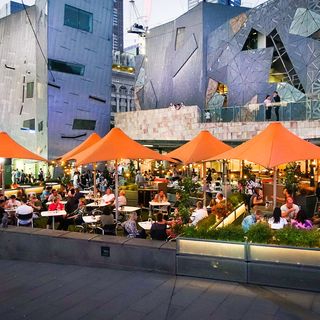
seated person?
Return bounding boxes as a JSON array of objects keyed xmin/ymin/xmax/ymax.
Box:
[
  {"xmin": 7, "ymin": 195, "xmax": 21, "ymax": 208},
  {"xmin": 291, "ymin": 209, "xmax": 313, "ymax": 230},
  {"xmin": 27, "ymin": 195, "xmax": 42, "ymax": 216},
  {"xmin": 122, "ymin": 212, "xmax": 146, "ymax": 238},
  {"xmin": 48, "ymin": 189, "xmax": 62, "ymax": 203},
  {"xmin": 250, "ymin": 188, "xmax": 264, "ymax": 208},
  {"xmin": 0, "ymin": 199, "xmax": 8, "ymax": 227},
  {"xmin": 47, "ymin": 197, "xmax": 65, "ymax": 229},
  {"xmin": 100, "ymin": 205, "xmax": 115, "ymax": 225},
  {"xmin": 150, "ymin": 213, "xmax": 167, "ymax": 241},
  {"xmin": 59, "ymin": 198, "xmax": 87, "ymax": 231},
  {"xmin": 190, "ymin": 201, "xmax": 208, "ymax": 226},
  {"xmin": 268, "ymin": 207, "xmax": 287, "ymax": 230},
  {"xmin": 40, "ymin": 186, "xmax": 51, "ymax": 203},
  {"xmin": 102, "ymin": 188, "xmax": 115, "ymax": 206},
  {"xmin": 117, "ymin": 190, "xmax": 127, "ymax": 207},
  {"xmin": 242, "ymin": 209, "xmax": 262, "ymax": 232},
  {"xmin": 281, "ymin": 197, "xmax": 299, "ymax": 221},
  {"xmin": 167, "ymin": 209, "xmax": 183, "ymax": 238},
  {"xmin": 209, "ymin": 192, "xmax": 225, "ymax": 207},
  {"xmin": 153, "ymin": 190, "xmax": 168, "ymax": 203},
  {"xmin": 15, "ymin": 197, "xmax": 33, "ymax": 226},
  {"xmin": 58, "ymin": 190, "xmax": 79, "ymax": 231}
]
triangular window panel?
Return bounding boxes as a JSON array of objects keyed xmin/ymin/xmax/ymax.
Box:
[
  {"xmin": 242, "ymin": 28, "xmax": 266, "ymax": 51},
  {"xmin": 267, "ymin": 29, "xmax": 305, "ymax": 93}
]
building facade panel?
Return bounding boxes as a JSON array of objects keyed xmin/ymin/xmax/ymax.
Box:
[{"xmin": 47, "ymin": 0, "xmax": 113, "ymax": 159}]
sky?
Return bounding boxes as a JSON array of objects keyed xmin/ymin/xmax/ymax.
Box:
[{"xmin": 0, "ymin": 0, "xmax": 268, "ymax": 47}]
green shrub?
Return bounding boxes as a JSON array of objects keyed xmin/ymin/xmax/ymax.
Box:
[
  {"xmin": 228, "ymin": 192, "xmax": 246, "ymax": 208},
  {"xmin": 197, "ymin": 214, "xmax": 216, "ymax": 231},
  {"xmin": 214, "ymin": 225, "xmax": 245, "ymax": 242},
  {"xmin": 274, "ymin": 227, "xmax": 320, "ymax": 248},
  {"xmin": 246, "ymin": 223, "xmax": 273, "ymax": 244}
]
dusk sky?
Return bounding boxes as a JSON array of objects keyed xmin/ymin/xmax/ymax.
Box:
[{"xmin": 0, "ymin": 0, "xmax": 268, "ymax": 47}]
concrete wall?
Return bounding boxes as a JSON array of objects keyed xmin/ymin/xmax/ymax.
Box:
[
  {"xmin": 0, "ymin": 227, "xmax": 176, "ymax": 274},
  {"xmin": 115, "ymin": 105, "xmax": 320, "ymax": 143}
]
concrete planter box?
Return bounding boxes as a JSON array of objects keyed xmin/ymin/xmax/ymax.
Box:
[
  {"xmin": 177, "ymin": 237, "xmax": 320, "ymax": 292},
  {"xmin": 0, "ymin": 227, "xmax": 176, "ymax": 274},
  {"xmin": 247, "ymin": 243, "xmax": 320, "ymax": 292},
  {"xmin": 176, "ymin": 238, "xmax": 247, "ymax": 282}
]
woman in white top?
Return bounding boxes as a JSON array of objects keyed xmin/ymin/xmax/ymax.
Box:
[
  {"xmin": 264, "ymin": 95, "xmax": 272, "ymax": 121},
  {"xmin": 268, "ymin": 207, "xmax": 287, "ymax": 230}
]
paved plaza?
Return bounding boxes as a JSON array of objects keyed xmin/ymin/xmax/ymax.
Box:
[{"xmin": 0, "ymin": 259, "xmax": 319, "ymax": 320}]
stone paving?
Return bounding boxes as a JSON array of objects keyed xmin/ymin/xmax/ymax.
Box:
[{"xmin": 0, "ymin": 259, "xmax": 319, "ymax": 320}]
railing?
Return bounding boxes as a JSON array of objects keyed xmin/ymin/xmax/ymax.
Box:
[{"xmin": 201, "ymin": 99, "xmax": 320, "ymax": 123}]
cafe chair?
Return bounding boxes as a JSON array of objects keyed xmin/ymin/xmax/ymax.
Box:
[
  {"xmin": 97, "ymin": 223, "xmax": 117, "ymax": 236},
  {"xmin": 16, "ymin": 213, "xmax": 33, "ymax": 227}
]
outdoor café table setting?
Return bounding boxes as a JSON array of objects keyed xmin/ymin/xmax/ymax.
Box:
[
  {"xmin": 41, "ymin": 210, "xmax": 66, "ymax": 230},
  {"xmin": 86, "ymin": 199, "xmax": 105, "ymax": 207},
  {"xmin": 46, "ymin": 201, "xmax": 67, "ymax": 206}
]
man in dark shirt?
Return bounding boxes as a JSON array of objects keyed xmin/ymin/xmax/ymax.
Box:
[{"xmin": 273, "ymin": 91, "xmax": 281, "ymax": 121}]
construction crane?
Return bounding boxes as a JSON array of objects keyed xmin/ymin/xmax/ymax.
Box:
[{"xmin": 127, "ymin": 0, "xmax": 148, "ymax": 37}]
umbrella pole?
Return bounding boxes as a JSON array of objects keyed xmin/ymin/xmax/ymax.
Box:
[
  {"xmin": 273, "ymin": 167, "xmax": 277, "ymax": 209},
  {"xmin": 93, "ymin": 164, "xmax": 97, "ymax": 197},
  {"xmin": 1, "ymin": 161, "xmax": 5, "ymax": 194},
  {"xmin": 202, "ymin": 162, "xmax": 206, "ymax": 207},
  {"xmin": 115, "ymin": 159, "xmax": 119, "ymax": 224}
]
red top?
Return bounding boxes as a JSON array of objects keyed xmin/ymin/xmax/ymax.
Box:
[{"xmin": 48, "ymin": 202, "xmax": 64, "ymax": 211}]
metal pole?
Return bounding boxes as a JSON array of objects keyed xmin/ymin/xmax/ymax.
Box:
[
  {"xmin": 202, "ymin": 162, "xmax": 206, "ymax": 207},
  {"xmin": 273, "ymin": 167, "xmax": 277, "ymax": 209},
  {"xmin": 1, "ymin": 162, "xmax": 5, "ymax": 194},
  {"xmin": 115, "ymin": 159, "xmax": 119, "ymax": 223},
  {"xmin": 93, "ymin": 164, "xmax": 97, "ymax": 198}
]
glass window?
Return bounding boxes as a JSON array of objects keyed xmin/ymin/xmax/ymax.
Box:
[
  {"xmin": 48, "ymin": 59, "xmax": 85, "ymax": 76},
  {"xmin": 22, "ymin": 119, "xmax": 35, "ymax": 130},
  {"xmin": 26, "ymin": 82, "xmax": 34, "ymax": 98},
  {"xmin": 38, "ymin": 121, "xmax": 43, "ymax": 132},
  {"xmin": 64, "ymin": 4, "xmax": 93, "ymax": 33},
  {"xmin": 72, "ymin": 119, "xmax": 96, "ymax": 130}
]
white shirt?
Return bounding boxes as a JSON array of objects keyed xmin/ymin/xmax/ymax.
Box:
[
  {"xmin": 102, "ymin": 193, "xmax": 115, "ymax": 204},
  {"xmin": 117, "ymin": 195, "xmax": 127, "ymax": 207},
  {"xmin": 7, "ymin": 199, "xmax": 21, "ymax": 208},
  {"xmin": 280, "ymin": 203, "xmax": 299, "ymax": 220},
  {"xmin": 190, "ymin": 208, "xmax": 208, "ymax": 226},
  {"xmin": 268, "ymin": 217, "xmax": 288, "ymax": 230},
  {"xmin": 73, "ymin": 174, "xmax": 79, "ymax": 188}
]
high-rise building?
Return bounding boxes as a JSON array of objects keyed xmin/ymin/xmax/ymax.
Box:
[
  {"xmin": 0, "ymin": 0, "xmax": 113, "ymax": 160},
  {"xmin": 188, "ymin": 0, "xmax": 241, "ymax": 10},
  {"xmin": 113, "ymin": 0, "xmax": 123, "ymax": 52},
  {"xmin": 0, "ymin": 0, "xmax": 29, "ymax": 18}
]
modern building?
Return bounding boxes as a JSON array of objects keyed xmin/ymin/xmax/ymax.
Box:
[
  {"xmin": 136, "ymin": 0, "xmax": 320, "ymax": 121},
  {"xmin": 188, "ymin": 0, "xmax": 241, "ymax": 10},
  {"xmin": 0, "ymin": 0, "xmax": 113, "ymax": 160},
  {"xmin": 135, "ymin": 2, "xmax": 247, "ymax": 110},
  {"xmin": 112, "ymin": 0, "xmax": 124, "ymax": 52},
  {"xmin": 0, "ymin": 0, "xmax": 29, "ymax": 18}
]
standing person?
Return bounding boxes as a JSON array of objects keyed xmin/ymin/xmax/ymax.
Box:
[
  {"xmin": 273, "ymin": 91, "xmax": 281, "ymax": 121},
  {"xmin": 73, "ymin": 171, "xmax": 80, "ymax": 189},
  {"xmin": 264, "ymin": 95, "xmax": 272, "ymax": 121},
  {"xmin": 38, "ymin": 168, "xmax": 44, "ymax": 182}
]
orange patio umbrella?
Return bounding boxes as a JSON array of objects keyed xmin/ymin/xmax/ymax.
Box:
[
  {"xmin": 208, "ymin": 122, "xmax": 320, "ymax": 207},
  {"xmin": 73, "ymin": 128, "xmax": 174, "ymax": 221},
  {"xmin": 167, "ymin": 130, "xmax": 232, "ymax": 164},
  {"xmin": 0, "ymin": 131, "xmax": 47, "ymax": 192},
  {"xmin": 0, "ymin": 131, "xmax": 46, "ymax": 161},
  {"xmin": 73, "ymin": 128, "xmax": 173, "ymax": 164},
  {"xmin": 58, "ymin": 133, "xmax": 101, "ymax": 162},
  {"xmin": 167, "ymin": 130, "xmax": 232, "ymax": 205}
]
